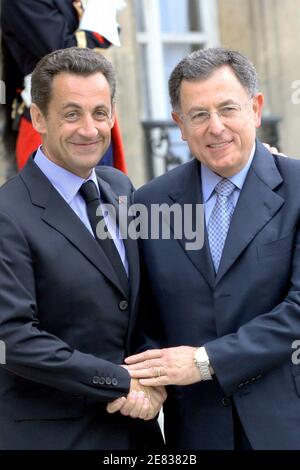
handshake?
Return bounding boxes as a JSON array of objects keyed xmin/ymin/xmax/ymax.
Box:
[
  {"xmin": 106, "ymin": 377, "xmax": 167, "ymax": 421},
  {"xmin": 106, "ymin": 345, "xmax": 206, "ymax": 420}
]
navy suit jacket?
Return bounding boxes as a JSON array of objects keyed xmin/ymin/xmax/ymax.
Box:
[
  {"xmin": 134, "ymin": 140, "xmax": 300, "ymax": 450},
  {"xmin": 0, "ymin": 158, "xmax": 163, "ymax": 450}
]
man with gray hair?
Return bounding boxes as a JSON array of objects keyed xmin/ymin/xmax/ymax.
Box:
[
  {"xmin": 125, "ymin": 47, "xmax": 300, "ymax": 449},
  {"xmin": 0, "ymin": 47, "xmax": 165, "ymax": 450}
]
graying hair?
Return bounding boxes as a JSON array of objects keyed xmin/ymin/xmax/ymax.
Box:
[
  {"xmin": 31, "ymin": 47, "xmax": 116, "ymax": 115},
  {"xmin": 168, "ymin": 47, "xmax": 258, "ymax": 111}
]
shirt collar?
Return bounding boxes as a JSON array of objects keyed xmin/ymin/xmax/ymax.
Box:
[
  {"xmin": 201, "ymin": 143, "xmax": 256, "ymax": 203},
  {"xmin": 33, "ymin": 146, "xmax": 100, "ymax": 203}
]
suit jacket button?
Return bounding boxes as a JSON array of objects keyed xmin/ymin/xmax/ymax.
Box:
[
  {"xmin": 221, "ymin": 397, "xmax": 231, "ymax": 407},
  {"xmin": 112, "ymin": 378, "xmax": 118, "ymax": 386},
  {"xmin": 92, "ymin": 376, "xmax": 100, "ymax": 384},
  {"xmin": 119, "ymin": 300, "xmax": 128, "ymax": 311},
  {"xmin": 238, "ymin": 383, "xmax": 244, "ymax": 388},
  {"xmin": 99, "ymin": 377, "xmax": 106, "ymax": 385},
  {"xmin": 106, "ymin": 377, "xmax": 112, "ymax": 385}
]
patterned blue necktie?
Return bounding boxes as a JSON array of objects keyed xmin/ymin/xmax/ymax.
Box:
[{"xmin": 208, "ymin": 178, "xmax": 236, "ymax": 272}]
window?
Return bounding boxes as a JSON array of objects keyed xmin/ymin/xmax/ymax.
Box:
[
  {"xmin": 134, "ymin": 0, "xmax": 219, "ymax": 177},
  {"xmin": 135, "ymin": 0, "xmax": 219, "ymax": 120}
]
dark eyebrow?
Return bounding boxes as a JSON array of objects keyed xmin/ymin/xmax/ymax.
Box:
[
  {"xmin": 61, "ymin": 103, "xmax": 82, "ymax": 111},
  {"xmin": 188, "ymin": 106, "xmax": 208, "ymax": 113},
  {"xmin": 188, "ymin": 100, "xmax": 240, "ymax": 115},
  {"xmin": 94, "ymin": 105, "xmax": 111, "ymax": 112},
  {"xmin": 61, "ymin": 103, "xmax": 110, "ymax": 112},
  {"xmin": 218, "ymin": 99, "xmax": 240, "ymax": 106}
]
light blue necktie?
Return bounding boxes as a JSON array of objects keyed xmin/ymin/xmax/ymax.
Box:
[{"xmin": 208, "ymin": 178, "xmax": 236, "ymax": 272}]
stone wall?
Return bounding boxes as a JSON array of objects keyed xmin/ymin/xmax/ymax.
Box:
[{"xmin": 218, "ymin": 0, "xmax": 300, "ymax": 157}]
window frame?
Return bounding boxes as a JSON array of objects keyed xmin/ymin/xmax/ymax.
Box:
[{"xmin": 135, "ymin": 0, "xmax": 220, "ymax": 119}]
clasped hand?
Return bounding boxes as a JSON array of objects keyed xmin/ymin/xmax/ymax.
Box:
[
  {"xmin": 123, "ymin": 346, "xmax": 203, "ymax": 386},
  {"xmin": 106, "ymin": 377, "xmax": 166, "ymax": 420}
]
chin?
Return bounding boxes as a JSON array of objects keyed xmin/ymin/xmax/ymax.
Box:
[
  {"xmin": 211, "ymin": 162, "xmax": 234, "ymax": 177},
  {"xmin": 75, "ymin": 153, "xmax": 100, "ymax": 165}
]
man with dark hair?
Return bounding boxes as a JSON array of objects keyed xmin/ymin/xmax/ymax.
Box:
[
  {"xmin": 1, "ymin": 0, "xmax": 127, "ymax": 172},
  {"xmin": 0, "ymin": 47, "xmax": 165, "ymax": 450},
  {"xmin": 125, "ymin": 47, "xmax": 300, "ymax": 450}
]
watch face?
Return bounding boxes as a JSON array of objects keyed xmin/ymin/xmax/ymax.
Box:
[{"xmin": 196, "ymin": 348, "xmax": 208, "ymax": 363}]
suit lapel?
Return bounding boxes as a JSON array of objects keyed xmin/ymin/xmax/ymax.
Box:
[
  {"xmin": 20, "ymin": 158, "xmax": 129, "ymax": 298},
  {"xmin": 215, "ymin": 141, "xmax": 284, "ymax": 285},
  {"xmin": 97, "ymin": 175, "xmax": 140, "ymax": 308},
  {"xmin": 168, "ymin": 159, "xmax": 215, "ymax": 288}
]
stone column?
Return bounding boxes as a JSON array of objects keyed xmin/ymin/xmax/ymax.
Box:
[{"xmin": 104, "ymin": 0, "xmax": 147, "ymax": 187}]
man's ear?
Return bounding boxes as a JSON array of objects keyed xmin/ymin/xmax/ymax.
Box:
[
  {"xmin": 172, "ymin": 111, "xmax": 187, "ymax": 141},
  {"xmin": 252, "ymin": 93, "xmax": 264, "ymax": 128},
  {"xmin": 30, "ymin": 103, "xmax": 47, "ymax": 134}
]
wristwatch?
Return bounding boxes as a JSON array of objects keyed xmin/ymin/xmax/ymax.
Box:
[{"xmin": 194, "ymin": 347, "xmax": 213, "ymax": 381}]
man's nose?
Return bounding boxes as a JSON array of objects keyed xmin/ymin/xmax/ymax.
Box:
[
  {"xmin": 77, "ymin": 115, "xmax": 99, "ymax": 138},
  {"xmin": 207, "ymin": 111, "xmax": 226, "ymax": 134}
]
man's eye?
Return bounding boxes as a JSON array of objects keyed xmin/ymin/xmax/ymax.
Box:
[
  {"xmin": 220, "ymin": 106, "xmax": 239, "ymax": 115},
  {"xmin": 95, "ymin": 111, "xmax": 109, "ymax": 120},
  {"xmin": 65, "ymin": 112, "xmax": 78, "ymax": 120},
  {"xmin": 192, "ymin": 112, "xmax": 208, "ymax": 121}
]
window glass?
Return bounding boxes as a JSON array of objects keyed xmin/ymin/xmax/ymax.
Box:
[
  {"xmin": 162, "ymin": 44, "xmax": 204, "ymax": 113},
  {"xmin": 134, "ymin": 0, "xmax": 145, "ymax": 32},
  {"xmin": 159, "ymin": 0, "xmax": 201, "ymax": 33}
]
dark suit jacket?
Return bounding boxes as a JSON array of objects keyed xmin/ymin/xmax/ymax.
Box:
[
  {"xmin": 1, "ymin": 0, "xmax": 108, "ymax": 77},
  {"xmin": 134, "ymin": 140, "xmax": 300, "ymax": 450},
  {"xmin": 0, "ymin": 157, "xmax": 163, "ymax": 450}
]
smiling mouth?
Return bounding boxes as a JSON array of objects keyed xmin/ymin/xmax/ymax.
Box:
[
  {"xmin": 70, "ymin": 141, "xmax": 101, "ymax": 146},
  {"xmin": 207, "ymin": 140, "xmax": 233, "ymax": 149}
]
